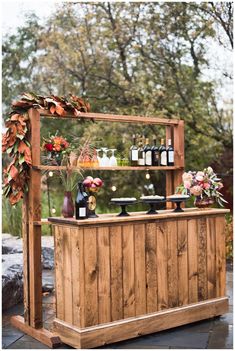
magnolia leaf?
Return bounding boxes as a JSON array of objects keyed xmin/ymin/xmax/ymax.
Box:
[
  {"xmin": 16, "ymin": 133, "xmax": 25, "ymax": 140},
  {"xmin": 19, "ymin": 154, "xmax": 25, "ymax": 165},
  {"xmin": 6, "ymin": 146, "xmax": 14, "ymax": 154}
]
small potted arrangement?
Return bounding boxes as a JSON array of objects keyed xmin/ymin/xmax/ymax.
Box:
[
  {"xmin": 83, "ymin": 176, "xmax": 103, "ymax": 217},
  {"xmin": 176, "ymin": 166, "xmax": 227, "ymax": 208},
  {"xmin": 42, "ymin": 133, "xmax": 70, "ymax": 165}
]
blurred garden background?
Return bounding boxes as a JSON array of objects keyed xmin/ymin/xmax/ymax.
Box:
[{"xmin": 2, "ymin": 1, "xmax": 233, "ymax": 258}]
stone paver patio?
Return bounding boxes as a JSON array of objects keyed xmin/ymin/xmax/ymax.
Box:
[{"xmin": 2, "ymin": 269, "xmax": 233, "ymax": 349}]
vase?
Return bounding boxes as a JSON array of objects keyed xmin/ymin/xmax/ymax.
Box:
[
  {"xmin": 48, "ymin": 151, "xmax": 63, "ymax": 165},
  {"xmin": 194, "ymin": 196, "xmax": 214, "ymax": 209},
  {"xmin": 62, "ymin": 191, "xmax": 74, "ymax": 218}
]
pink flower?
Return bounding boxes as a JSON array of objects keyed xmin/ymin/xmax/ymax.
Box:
[
  {"xmin": 196, "ymin": 171, "xmax": 204, "ymax": 182},
  {"xmin": 190, "ymin": 185, "xmax": 203, "ymax": 196},
  {"xmin": 203, "ymin": 182, "xmax": 210, "ymax": 190},
  {"xmin": 182, "ymin": 172, "xmax": 193, "ymax": 182},
  {"xmin": 184, "ymin": 180, "xmax": 191, "ymax": 189}
]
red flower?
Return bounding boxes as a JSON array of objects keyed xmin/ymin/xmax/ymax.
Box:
[{"xmin": 44, "ymin": 143, "xmax": 53, "ymax": 151}]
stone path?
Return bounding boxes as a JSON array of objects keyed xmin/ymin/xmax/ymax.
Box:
[{"xmin": 2, "ymin": 270, "xmax": 233, "ymax": 349}]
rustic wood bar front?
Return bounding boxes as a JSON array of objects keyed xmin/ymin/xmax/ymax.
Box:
[{"xmin": 49, "ymin": 208, "xmax": 229, "ymax": 349}]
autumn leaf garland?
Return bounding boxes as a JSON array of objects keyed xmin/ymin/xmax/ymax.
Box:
[{"xmin": 2, "ymin": 92, "xmax": 91, "ymax": 205}]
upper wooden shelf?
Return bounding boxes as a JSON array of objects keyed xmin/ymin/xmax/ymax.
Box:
[
  {"xmin": 38, "ymin": 109, "xmax": 180, "ymax": 125},
  {"xmin": 33, "ymin": 165, "xmax": 183, "ymax": 171}
]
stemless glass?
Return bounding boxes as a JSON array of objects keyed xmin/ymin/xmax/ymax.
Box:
[{"xmin": 109, "ymin": 149, "xmax": 117, "ymax": 167}]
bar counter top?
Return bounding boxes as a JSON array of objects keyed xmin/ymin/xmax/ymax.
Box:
[{"xmin": 48, "ymin": 207, "xmax": 229, "ymax": 227}]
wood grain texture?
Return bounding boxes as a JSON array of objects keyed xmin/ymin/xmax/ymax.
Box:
[
  {"xmin": 167, "ymin": 221, "xmax": 178, "ymax": 308},
  {"xmin": 216, "ymin": 216, "xmax": 226, "ymax": 297},
  {"xmin": 197, "ymin": 218, "xmax": 208, "ymax": 301},
  {"xmin": 188, "ymin": 219, "xmax": 198, "ymax": 304},
  {"xmin": 28, "ymin": 108, "xmax": 42, "ymax": 328},
  {"xmin": 54, "ymin": 226, "xmax": 64, "ymax": 320},
  {"xmin": 110, "ymin": 226, "xmax": 123, "ymax": 321},
  {"xmin": 70, "ymin": 227, "xmax": 82, "ymax": 327},
  {"xmin": 63, "ymin": 227, "xmax": 73, "ymax": 324},
  {"xmin": 157, "ymin": 222, "xmax": 168, "ymax": 310},
  {"xmin": 177, "ymin": 220, "xmax": 188, "ymax": 306},
  {"xmin": 83, "ymin": 227, "xmax": 98, "ymax": 327},
  {"xmin": 97, "ymin": 226, "xmax": 111, "ymax": 324},
  {"xmin": 146, "ymin": 222, "xmax": 157, "ymax": 313},
  {"xmin": 134, "ymin": 223, "xmax": 146, "ymax": 316},
  {"xmin": 122, "ymin": 224, "xmax": 135, "ymax": 318},
  {"xmin": 22, "ymin": 195, "xmax": 29, "ymax": 324},
  {"xmin": 206, "ymin": 218, "xmax": 216, "ymax": 299},
  {"xmin": 53, "ymin": 298, "xmax": 228, "ymax": 349}
]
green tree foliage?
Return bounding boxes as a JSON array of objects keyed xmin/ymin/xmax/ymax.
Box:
[{"xmin": 2, "ymin": 2, "xmax": 233, "ymax": 233}]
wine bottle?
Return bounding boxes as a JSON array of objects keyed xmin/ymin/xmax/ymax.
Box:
[
  {"xmin": 75, "ymin": 182, "xmax": 88, "ymax": 219},
  {"xmin": 151, "ymin": 136, "xmax": 159, "ymax": 166},
  {"xmin": 159, "ymin": 138, "xmax": 167, "ymax": 166},
  {"xmin": 167, "ymin": 139, "xmax": 174, "ymax": 166},
  {"xmin": 137, "ymin": 139, "xmax": 145, "ymax": 166},
  {"xmin": 130, "ymin": 134, "xmax": 139, "ymax": 166},
  {"xmin": 144, "ymin": 138, "xmax": 152, "ymax": 166}
]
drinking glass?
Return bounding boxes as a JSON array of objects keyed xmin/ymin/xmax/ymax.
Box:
[
  {"xmin": 109, "ymin": 149, "xmax": 117, "ymax": 167},
  {"xmin": 100, "ymin": 147, "xmax": 110, "ymax": 167}
]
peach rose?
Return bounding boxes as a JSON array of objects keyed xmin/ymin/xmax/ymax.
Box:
[
  {"xmin": 196, "ymin": 171, "xmax": 204, "ymax": 182},
  {"xmin": 190, "ymin": 185, "xmax": 203, "ymax": 196},
  {"xmin": 182, "ymin": 172, "xmax": 193, "ymax": 182},
  {"xmin": 184, "ymin": 180, "xmax": 191, "ymax": 189}
]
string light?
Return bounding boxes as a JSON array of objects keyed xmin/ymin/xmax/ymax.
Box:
[
  {"xmin": 48, "ymin": 171, "xmax": 53, "ymax": 177},
  {"xmin": 51, "ymin": 207, "xmax": 56, "ymax": 214},
  {"xmin": 146, "ymin": 172, "xmax": 150, "ymax": 180},
  {"xmin": 111, "ymin": 185, "xmax": 117, "ymax": 192}
]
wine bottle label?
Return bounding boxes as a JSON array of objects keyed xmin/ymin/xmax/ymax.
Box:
[
  {"xmin": 145, "ymin": 151, "xmax": 152, "ymax": 165},
  {"xmin": 168, "ymin": 151, "xmax": 174, "ymax": 163},
  {"xmin": 132, "ymin": 149, "xmax": 138, "ymax": 161},
  {"xmin": 154, "ymin": 153, "xmax": 159, "ymax": 162},
  {"xmin": 161, "ymin": 151, "xmax": 167, "ymax": 165},
  {"xmin": 138, "ymin": 156, "xmax": 145, "ymax": 165},
  {"xmin": 79, "ymin": 207, "xmax": 86, "ymax": 217}
]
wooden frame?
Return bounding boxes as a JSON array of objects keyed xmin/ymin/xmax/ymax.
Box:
[{"xmin": 11, "ymin": 108, "xmax": 185, "ymax": 346}]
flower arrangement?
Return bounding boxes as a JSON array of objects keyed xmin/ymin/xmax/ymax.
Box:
[
  {"xmin": 176, "ymin": 166, "xmax": 227, "ymax": 207},
  {"xmin": 42, "ymin": 133, "xmax": 70, "ymax": 165},
  {"xmin": 83, "ymin": 176, "xmax": 103, "ymax": 192}
]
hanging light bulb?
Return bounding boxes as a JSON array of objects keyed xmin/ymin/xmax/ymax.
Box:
[
  {"xmin": 111, "ymin": 185, "xmax": 117, "ymax": 192},
  {"xmin": 48, "ymin": 171, "xmax": 53, "ymax": 177},
  {"xmin": 146, "ymin": 171, "xmax": 150, "ymax": 180},
  {"xmin": 51, "ymin": 207, "xmax": 56, "ymax": 214}
]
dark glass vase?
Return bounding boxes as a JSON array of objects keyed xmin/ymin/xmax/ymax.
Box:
[
  {"xmin": 62, "ymin": 191, "xmax": 74, "ymax": 218},
  {"xmin": 194, "ymin": 196, "xmax": 214, "ymax": 209}
]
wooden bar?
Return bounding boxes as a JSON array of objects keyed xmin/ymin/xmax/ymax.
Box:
[
  {"xmin": 33, "ymin": 165, "xmax": 182, "ymax": 171},
  {"xmin": 50, "ymin": 208, "xmax": 229, "ymax": 348},
  {"xmin": 39, "ymin": 109, "xmax": 179, "ymax": 125}
]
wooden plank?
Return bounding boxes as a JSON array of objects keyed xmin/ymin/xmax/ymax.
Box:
[
  {"xmin": 83, "ymin": 227, "xmax": 98, "ymax": 327},
  {"xmin": 157, "ymin": 221, "xmax": 168, "ymax": 310},
  {"xmin": 53, "ymin": 298, "xmax": 228, "ymax": 349},
  {"xmin": 97, "ymin": 226, "xmax": 111, "ymax": 324},
  {"xmin": 167, "ymin": 220, "xmax": 178, "ymax": 307},
  {"xmin": 177, "ymin": 220, "xmax": 188, "ymax": 306},
  {"xmin": 63, "ymin": 227, "xmax": 73, "ymax": 324},
  {"xmin": 173, "ymin": 120, "xmax": 184, "ymax": 168},
  {"xmin": 198, "ymin": 218, "xmax": 208, "ymax": 301},
  {"xmin": 134, "ymin": 223, "xmax": 146, "ymax": 316},
  {"xmin": 54, "ymin": 226, "xmax": 64, "ymax": 320},
  {"xmin": 166, "ymin": 171, "xmax": 174, "ymax": 209},
  {"xmin": 146, "ymin": 222, "xmax": 157, "ymax": 313},
  {"xmin": 28, "ymin": 108, "xmax": 42, "ymax": 328},
  {"xmin": 39, "ymin": 109, "xmax": 180, "ymax": 125},
  {"xmin": 22, "ymin": 194, "xmax": 29, "ymax": 324},
  {"xmin": 188, "ymin": 219, "xmax": 198, "ymax": 303},
  {"xmin": 33, "ymin": 165, "xmax": 182, "ymax": 171},
  {"xmin": 122, "ymin": 224, "xmax": 135, "ymax": 318},
  {"xmin": 216, "ymin": 216, "xmax": 226, "ymax": 297},
  {"xmin": 110, "ymin": 225, "xmax": 123, "ymax": 322},
  {"xmin": 70, "ymin": 227, "xmax": 82, "ymax": 327},
  {"xmin": 207, "ymin": 218, "xmax": 216, "ymax": 299},
  {"xmin": 11, "ymin": 315, "xmax": 61, "ymax": 348},
  {"xmin": 78, "ymin": 228, "xmax": 85, "ymax": 328},
  {"xmin": 48, "ymin": 208, "xmax": 230, "ymax": 227}
]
